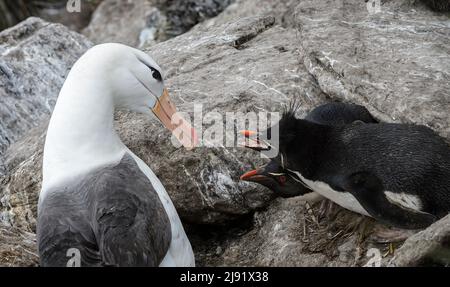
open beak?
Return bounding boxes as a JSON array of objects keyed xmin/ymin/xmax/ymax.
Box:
[
  {"xmin": 239, "ymin": 130, "xmax": 274, "ymax": 182},
  {"xmin": 152, "ymin": 88, "xmax": 198, "ymax": 150},
  {"xmin": 239, "ymin": 130, "xmax": 271, "ymax": 151}
]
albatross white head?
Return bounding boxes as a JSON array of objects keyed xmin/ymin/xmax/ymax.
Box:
[
  {"xmin": 107, "ymin": 44, "xmax": 197, "ymax": 144},
  {"xmin": 41, "ymin": 43, "xmax": 198, "ymax": 193}
]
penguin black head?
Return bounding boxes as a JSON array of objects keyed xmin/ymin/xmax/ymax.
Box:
[
  {"xmin": 277, "ymin": 106, "xmax": 303, "ymax": 155},
  {"xmin": 240, "ymin": 159, "xmax": 312, "ymax": 198},
  {"xmin": 270, "ymin": 106, "xmax": 323, "ymax": 175},
  {"xmin": 240, "ymin": 104, "xmax": 314, "ymax": 198},
  {"xmin": 240, "ymin": 102, "xmax": 378, "ymax": 197}
]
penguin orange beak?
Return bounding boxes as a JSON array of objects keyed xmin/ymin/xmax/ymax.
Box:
[
  {"xmin": 240, "ymin": 164, "xmax": 286, "ymax": 185},
  {"xmin": 240, "ymin": 168, "xmax": 268, "ymax": 182},
  {"xmin": 240, "ymin": 169, "xmax": 258, "ymax": 181},
  {"xmin": 239, "ymin": 130, "xmax": 271, "ymax": 151},
  {"xmin": 152, "ymin": 88, "xmax": 199, "ymax": 150}
]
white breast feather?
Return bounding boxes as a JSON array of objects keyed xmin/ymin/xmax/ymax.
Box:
[
  {"xmin": 384, "ymin": 191, "xmax": 422, "ymax": 211},
  {"xmin": 129, "ymin": 151, "xmax": 195, "ymax": 267},
  {"xmin": 289, "ymin": 170, "xmax": 371, "ymax": 217}
]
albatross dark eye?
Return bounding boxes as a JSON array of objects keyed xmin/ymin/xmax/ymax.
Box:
[
  {"xmin": 138, "ymin": 57, "xmax": 163, "ymax": 81},
  {"xmin": 150, "ymin": 67, "xmax": 162, "ymax": 82}
]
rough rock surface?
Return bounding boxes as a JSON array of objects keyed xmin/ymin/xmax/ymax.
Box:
[
  {"xmin": 154, "ymin": 0, "xmax": 235, "ymax": 39},
  {"xmin": 390, "ymin": 214, "xmax": 450, "ymax": 266},
  {"xmin": 83, "ymin": 0, "xmax": 154, "ymax": 47},
  {"xmin": 0, "ymin": 123, "xmax": 46, "ymax": 229},
  {"xmin": 189, "ymin": 195, "xmax": 400, "ymax": 267},
  {"xmin": 204, "ymin": 0, "xmax": 300, "ymax": 27},
  {"xmin": 83, "ymin": 0, "xmax": 235, "ymax": 47},
  {"xmin": 0, "ymin": 223, "xmax": 38, "ymax": 267},
  {"xmin": 0, "ymin": 17, "xmax": 92, "ymax": 159},
  {"xmin": 296, "ymin": 0, "xmax": 450, "ymax": 139},
  {"xmin": 189, "ymin": 197, "xmax": 349, "ymax": 266}
]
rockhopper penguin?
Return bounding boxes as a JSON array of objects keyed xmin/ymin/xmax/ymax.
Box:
[
  {"xmin": 241, "ymin": 102, "xmax": 379, "ymax": 198},
  {"xmin": 241, "ymin": 103, "xmax": 450, "ymax": 229}
]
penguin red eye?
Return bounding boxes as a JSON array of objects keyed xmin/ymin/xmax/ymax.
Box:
[{"xmin": 278, "ymin": 175, "xmax": 287, "ymax": 185}]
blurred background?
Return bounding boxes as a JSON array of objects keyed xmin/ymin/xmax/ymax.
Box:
[
  {"xmin": 0, "ymin": 0, "xmax": 236, "ymax": 47},
  {"xmin": 0, "ymin": 0, "xmax": 101, "ymax": 31}
]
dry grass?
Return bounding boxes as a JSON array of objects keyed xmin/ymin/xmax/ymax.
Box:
[{"xmin": 0, "ymin": 225, "xmax": 38, "ymax": 267}]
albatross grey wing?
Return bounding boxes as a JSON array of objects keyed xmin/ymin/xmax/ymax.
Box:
[
  {"xmin": 38, "ymin": 154, "xmax": 172, "ymax": 267},
  {"xmin": 37, "ymin": 193, "xmax": 102, "ymax": 267},
  {"xmin": 89, "ymin": 154, "xmax": 172, "ymax": 266}
]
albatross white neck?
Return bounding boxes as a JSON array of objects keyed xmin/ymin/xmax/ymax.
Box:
[{"xmin": 41, "ymin": 56, "xmax": 126, "ymax": 195}]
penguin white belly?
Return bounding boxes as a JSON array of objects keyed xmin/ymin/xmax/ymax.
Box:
[
  {"xmin": 291, "ymin": 170, "xmax": 371, "ymax": 217},
  {"xmin": 384, "ymin": 191, "xmax": 422, "ymax": 212},
  {"xmin": 128, "ymin": 151, "xmax": 195, "ymax": 267}
]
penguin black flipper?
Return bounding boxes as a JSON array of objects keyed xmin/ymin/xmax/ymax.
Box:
[{"xmin": 338, "ymin": 171, "xmax": 437, "ymax": 229}]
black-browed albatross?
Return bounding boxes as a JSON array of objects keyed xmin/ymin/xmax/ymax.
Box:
[{"xmin": 37, "ymin": 43, "xmax": 198, "ymax": 267}]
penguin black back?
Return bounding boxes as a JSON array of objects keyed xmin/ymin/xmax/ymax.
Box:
[
  {"xmin": 305, "ymin": 102, "xmax": 378, "ymax": 125},
  {"xmin": 276, "ymin": 114, "xmax": 450, "ymax": 229}
]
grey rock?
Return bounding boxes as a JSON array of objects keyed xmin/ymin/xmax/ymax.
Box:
[
  {"xmin": 189, "ymin": 196, "xmax": 375, "ymax": 267},
  {"xmin": 83, "ymin": 0, "xmax": 234, "ymax": 47},
  {"xmin": 296, "ymin": 0, "xmax": 450, "ymax": 140},
  {"xmin": 389, "ymin": 214, "xmax": 450, "ymax": 266},
  {"xmin": 155, "ymin": 0, "xmax": 235, "ymax": 39},
  {"xmin": 1, "ymin": 122, "xmax": 46, "ymax": 230},
  {"xmin": 231, "ymin": 198, "xmax": 344, "ymax": 266},
  {"xmin": 83, "ymin": 0, "xmax": 155, "ymax": 47},
  {"xmin": 34, "ymin": 0, "xmax": 101, "ymax": 32},
  {"xmin": 0, "ymin": 17, "xmax": 92, "ymax": 157},
  {"xmin": 204, "ymin": 0, "xmax": 300, "ymax": 27}
]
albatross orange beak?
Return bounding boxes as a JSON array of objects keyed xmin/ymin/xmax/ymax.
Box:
[{"xmin": 152, "ymin": 88, "xmax": 198, "ymax": 150}]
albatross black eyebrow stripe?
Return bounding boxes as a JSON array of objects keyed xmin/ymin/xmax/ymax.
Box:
[
  {"xmin": 134, "ymin": 72, "xmax": 172, "ymax": 121},
  {"xmin": 138, "ymin": 58, "xmax": 162, "ymax": 82}
]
